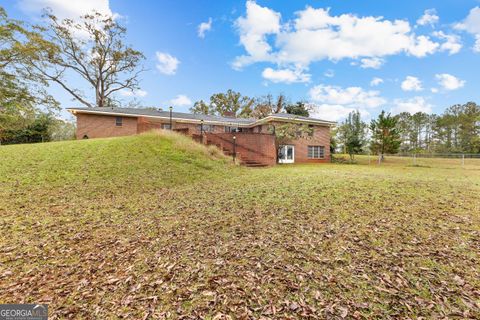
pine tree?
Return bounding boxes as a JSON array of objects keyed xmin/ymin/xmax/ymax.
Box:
[{"xmin": 370, "ymin": 111, "xmax": 401, "ymax": 160}]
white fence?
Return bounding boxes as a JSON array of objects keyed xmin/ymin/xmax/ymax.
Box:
[
  {"xmin": 336, "ymin": 153, "xmax": 480, "ymax": 169},
  {"xmin": 376, "ymin": 153, "xmax": 480, "ymax": 168}
]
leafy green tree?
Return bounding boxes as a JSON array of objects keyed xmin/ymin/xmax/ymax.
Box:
[
  {"xmin": 211, "ymin": 89, "xmax": 255, "ymax": 117},
  {"xmin": 191, "ymin": 89, "xmax": 255, "ymax": 117},
  {"xmin": 410, "ymin": 112, "xmax": 430, "ymax": 151},
  {"xmin": 190, "ymin": 100, "xmax": 215, "ymax": 115},
  {"xmin": 1, "ymin": 112, "xmax": 56, "ymax": 144},
  {"xmin": 340, "ymin": 111, "xmax": 367, "ymax": 161},
  {"xmin": 330, "ymin": 127, "xmax": 338, "ymax": 154},
  {"xmin": 49, "ymin": 119, "xmax": 76, "ymax": 141},
  {"xmin": 285, "ymin": 102, "xmax": 310, "ymax": 117},
  {"xmin": 431, "ymin": 102, "xmax": 480, "ymax": 153},
  {"xmin": 0, "ymin": 7, "xmax": 58, "ymax": 141},
  {"xmin": 370, "ymin": 111, "xmax": 401, "ymax": 159},
  {"xmin": 395, "ymin": 112, "xmax": 413, "ymax": 152},
  {"xmin": 458, "ymin": 102, "xmax": 480, "ymax": 153}
]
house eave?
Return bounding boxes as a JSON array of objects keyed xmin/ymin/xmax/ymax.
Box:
[{"xmin": 67, "ymin": 108, "xmax": 337, "ymax": 128}]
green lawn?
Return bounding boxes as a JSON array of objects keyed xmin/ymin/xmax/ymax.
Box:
[{"xmin": 1, "ymin": 132, "xmax": 479, "ymax": 319}]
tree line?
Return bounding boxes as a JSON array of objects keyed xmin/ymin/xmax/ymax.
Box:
[
  {"xmin": 190, "ymin": 90, "xmax": 310, "ymax": 119},
  {"xmin": 336, "ymin": 102, "xmax": 480, "ymax": 160}
]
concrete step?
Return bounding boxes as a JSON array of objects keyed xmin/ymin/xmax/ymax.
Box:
[
  {"xmin": 241, "ymin": 159, "xmax": 269, "ymax": 167},
  {"xmin": 244, "ymin": 163, "xmax": 269, "ymax": 167}
]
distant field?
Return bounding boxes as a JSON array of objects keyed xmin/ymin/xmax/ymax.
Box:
[
  {"xmin": 1, "ymin": 132, "xmax": 479, "ymax": 319},
  {"xmin": 335, "ymin": 153, "xmax": 480, "ymax": 170}
]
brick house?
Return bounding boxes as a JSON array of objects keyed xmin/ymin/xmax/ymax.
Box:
[{"xmin": 68, "ymin": 107, "xmax": 335, "ymax": 166}]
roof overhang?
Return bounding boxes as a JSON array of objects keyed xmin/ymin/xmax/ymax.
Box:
[
  {"xmin": 255, "ymin": 115, "xmax": 336, "ymax": 127},
  {"xmin": 67, "ymin": 108, "xmax": 336, "ymax": 128}
]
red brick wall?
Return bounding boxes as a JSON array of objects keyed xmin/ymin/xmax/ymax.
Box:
[
  {"xmin": 289, "ymin": 125, "xmax": 331, "ymax": 163},
  {"xmin": 205, "ymin": 132, "xmax": 276, "ymax": 166},
  {"xmin": 137, "ymin": 117, "xmax": 226, "ymax": 135},
  {"xmin": 255, "ymin": 122, "xmax": 331, "ymax": 163},
  {"xmin": 76, "ymin": 113, "xmax": 138, "ymax": 139}
]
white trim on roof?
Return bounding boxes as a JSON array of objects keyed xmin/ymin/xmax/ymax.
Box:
[{"xmin": 67, "ymin": 108, "xmax": 336, "ymax": 127}]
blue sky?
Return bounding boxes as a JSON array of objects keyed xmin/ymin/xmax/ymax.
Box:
[{"xmin": 3, "ymin": 0, "xmax": 480, "ymax": 121}]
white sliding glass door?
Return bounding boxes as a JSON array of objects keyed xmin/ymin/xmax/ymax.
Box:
[{"xmin": 278, "ymin": 145, "xmax": 294, "ymax": 164}]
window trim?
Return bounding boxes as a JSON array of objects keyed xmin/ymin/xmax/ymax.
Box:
[
  {"xmin": 308, "ymin": 145, "xmax": 325, "ymax": 159},
  {"xmin": 225, "ymin": 126, "xmax": 242, "ymax": 133},
  {"xmin": 198, "ymin": 124, "xmax": 215, "ymax": 132},
  {"xmin": 115, "ymin": 116, "xmax": 123, "ymax": 127}
]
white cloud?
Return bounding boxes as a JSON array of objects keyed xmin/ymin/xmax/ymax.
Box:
[
  {"xmin": 360, "ymin": 57, "xmax": 384, "ymax": 69},
  {"xmin": 156, "ymin": 52, "xmax": 180, "ymax": 75},
  {"xmin": 417, "ymin": 9, "xmax": 439, "ymax": 26},
  {"xmin": 370, "ymin": 77, "xmax": 384, "ymax": 86},
  {"xmin": 309, "ymin": 85, "xmax": 386, "ymax": 111},
  {"xmin": 262, "ymin": 67, "xmax": 310, "ymax": 83},
  {"xmin": 407, "ymin": 35, "xmax": 439, "ymax": 57},
  {"xmin": 19, "ymin": 0, "xmax": 118, "ymax": 39},
  {"xmin": 18, "ymin": 0, "xmax": 114, "ymax": 18},
  {"xmin": 435, "ymin": 73, "xmax": 465, "ymax": 90},
  {"xmin": 455, "ymin": 7, "xmax": 480, "ymax": 52},
  {"xmin": 433, "ymin": 31, "xmax": 462, "ymax": 55},
  {"xmin": 233, "ymin": 3, "xmax": 441, "ymax": 72},
  {"xmin": 119, "ymin": 89, "xmax": 148, "ymax": 98},
  {"xmin": 198, "ymin": 18, "xmax": 212, "ymax": 38},
  {"xmin": 169, "ymin": 94, "xmax": 192, "ymax": 107},
  {"xmin": 233, "ymin": 0, "xmax": 281, "ymax": 69},
  {"xmin": 309, "ymin": 104, "xmax": 370, "ymax": 122},
  {"xmin": 401, "ymin": 76, "xmax": 423, "ymax": 91},
  {"xmin": 392, "ymin": 97, "xmax": 433, "ymax": 114},
  {"xmin": 431, "ymin": 88, "xmax": 439, "ymax": 93}
]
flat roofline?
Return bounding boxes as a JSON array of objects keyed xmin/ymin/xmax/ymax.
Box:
[{"xmin": 67, "ymin": 108, "xmax": 337, "ymax": 127}]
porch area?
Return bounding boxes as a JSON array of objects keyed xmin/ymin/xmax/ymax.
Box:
[{"xmin": 137, "ymin": 116, "xmax": 277, "ymax": 167}]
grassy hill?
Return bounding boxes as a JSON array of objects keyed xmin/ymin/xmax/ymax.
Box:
[
  {"xmin": 1, "ymin": 132, "xmax": 479, "ymax": 318},
  {"xmin": 0, "ymin": 130, "xmax": 231, "ymax": 191}
]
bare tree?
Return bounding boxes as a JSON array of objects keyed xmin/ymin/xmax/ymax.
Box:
[{"xmin": 30, "ymin": 11, "xmax": 145, "ymax": 108}]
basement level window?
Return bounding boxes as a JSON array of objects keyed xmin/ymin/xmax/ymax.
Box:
[
  {"xmin": 161, "ymin": 123, "xmax": 171, "ymax": 130},
  {"xmin": 308, "ymin": 146, "xmax": 325, "ymax": 159},
  {"xmin": 115, "ymin": 116, "xmax": 123, "ymax": 127},
  {"xmin": 197, "ymin": 124, "xmax": 214, "ymax": 132},
  {"xmin": 225, "ymin": 126, "xmax": 246, "ymax": 133}
]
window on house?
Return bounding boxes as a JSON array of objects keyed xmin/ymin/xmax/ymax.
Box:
[
  {"xmin": 198, "ymin": 124, "xmax": 214, "ymax": 132},
  {"xmin": 308, "ymin": 146, "xmax": 325, "ymax": 159},
  {"xmin": 115, "ymin": 116, "xmax": 123, "ymax": 127},
  {"xmin": 161, "ymin": 123, "xmax": 172, "ymax": 130},
  {"xmin": 225, "ymin": 126, "xmax": 241, "ymax": 133}
]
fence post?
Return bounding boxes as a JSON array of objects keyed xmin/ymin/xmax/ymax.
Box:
[
  {"xmin": 413, "ymin": 153, "xmax": 416, "ymax": 166},
  {"xmin": 368, "ymin": 153, "xmax": 371, "ymax": 165},
  {"xmin": 462, "ymin": 154, "xmax": 465, "ymax": 167},
  {"xmin": 232, "ymin": 135, "xmax": 237, "ymax": 164}
]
